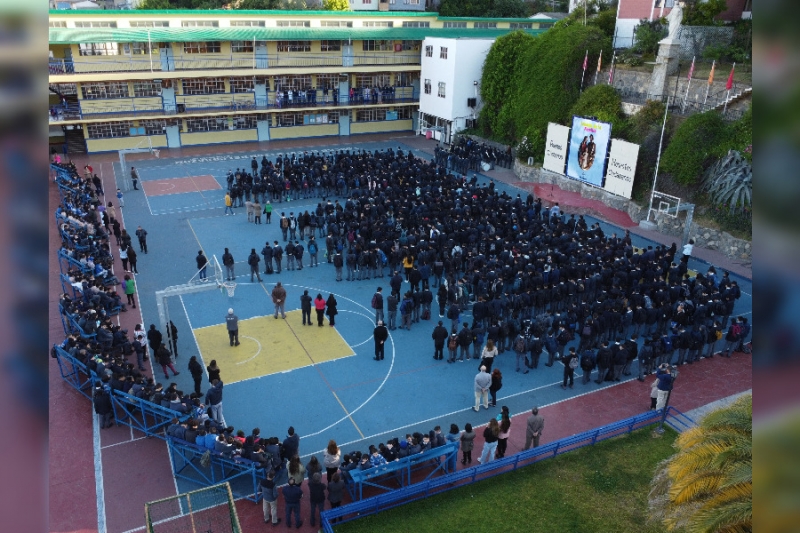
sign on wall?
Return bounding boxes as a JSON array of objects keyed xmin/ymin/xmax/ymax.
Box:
[
  {"xmin": 604, "ymin": 139, "xmax": 640, "ymax": 198},
  {"xmin": 565, "ymin": 116, "xmax": 612, "ymax": 187},
  {"xmin": 542, "ymin": 122, "xmax": 571, "ymax": 174}
]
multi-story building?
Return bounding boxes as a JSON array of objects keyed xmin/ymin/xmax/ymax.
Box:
[{"xmin": 49, "ymin": 9, "xmax": 552, "ymax": 153}]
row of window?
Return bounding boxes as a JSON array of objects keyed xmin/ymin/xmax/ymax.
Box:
[
  {"xmin": 77, "ymin": 73, "xmax": 419, "ymax": 99},
  {"xmin": 424, "ymin": 45, "xmax": 448, "ymax": 59},
  {"xmin": 423, "ymin": 79, "xmax": 446, "ymax": 98},
  {"xmin": 84, "ymin": 108, "xmax": 413, "ymax": 138}
]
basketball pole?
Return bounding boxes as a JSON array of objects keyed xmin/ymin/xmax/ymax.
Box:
[{"xmin": 646, "ymin": 101, "xmax": 670, "ymax": 223}]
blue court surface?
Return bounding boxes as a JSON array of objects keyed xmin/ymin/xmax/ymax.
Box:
[{"xmin": 114, "ymin": 139, "xmax": 752, "ymax": 493}]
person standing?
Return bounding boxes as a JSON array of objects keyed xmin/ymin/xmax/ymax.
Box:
[
  {"xmin": 271, "ymin": 282, "xmax": 287, "ymax": 319},
  {"xmin": 489, "ymin": 368, "xmax": 502, "ymax": 407},
  {"xmin": 247, "ymin": 248, "xmax": 262, "ymax": 282},
  {"xmin": 333, "ymin": 251, "xmax": 343, "ymax": 281},
  {"xmin": 188, "ymin": 355, "xmax": 204, "ymax": 395},
  {"xmin": 480, "ymin": 339, "xmax": 498, "ymax": 373},
  {"xmin": 314, "ymin": 293, "xmax": 326, "ymax": 326},
  {"xmin": 373, "ymin": 320, "xmax": 388, "ymax": 361},
  {"xmin": 307, "ymin": 237, "xmax": 319, "ymax": 267},
  {"xmin": 371, "ymin": 287, "xmax": 384, "ymax": 325},
  {"xmin": 123, "ymin": 275, "xmax": 136, "ymax": 308},
  {"xmin": 460, "ymin": 423, "xmax": 476, "ymax": 465},
  {"xmin": 264, "ymin": 200, "xmax": 272, "ymax": 224},
  {"xmin": 222, "ymin": 248, "xmax": 235, "ymax": 281},
  {"xmin": 135, "ymin": 225, "xmax": 148, "ymax": 253},
  {"xmin": 524, "ymin": 407, "xmax": 545, "ymax": 449},
  {"xmin": 206, "ymin": 359, "xmax": 221, "ymax": 384},
  {"xmin": 300, "ymin": 290, "xmax": 312, "ymax": 326},
  {"xmin": 116, "ymin": 188, "xmax": 124, "ymax": 207},
  {"xmin": 156, "ymin": 342, "xmax": 179, "ymax": 380},
  {"xmin": 130, "ymin": 166, "xmax": 140, "ymax": 190},
  {"xmin": 205, "ymin": 379, "xmax": 226, "ymax": 426},
  {"xmin": 226, "ymin": 308, "xmax": 239, "ymax": 346},
  {"xmin": 323, "ymin": 440, "xmax": 341, "ymax": 483},
  {"xmin": 272, "ymin": 241, "xmax": 283, "ymax": 274},
  {"xmin": 119, "ymin": 245, "xmax": 129, "ymax": 272},
  {"xmin": 282, "ymin": 477, "xmax": 303, "ymax": 529},
  {"xmin": 196, "ymin": 250, "xmax": 208, "ymax": 281},
  {"xmin": 386, "ymin": 291, "xmax": 398, "ymax": 330},
  {"xmin": 258, "ymin": 470, "xmax": 281, "ymax": 526},
  {"xmin": 431, "ymin": 320, "xmax": 448, "ymax": 360},
  {"xmin": 261, "ymin": 242, "xmax": 273, "ymax": 275},
  {"xmin": 326, "ymin": 472, "xmax": 345, "ymax": 523},
  {"xmin": 477, "ymin": 418, "xmax": 500, "ymax": 464},
  {"xmin": 169, "ymin": 320, "xmax": 179, "ymax": 357},
  {"xmin": 561, "ymin": 347, "xmax": 579, "ymax": 389},
  {"xmin": 655, "ymin": 363, "xmax": 674, "ymax": 410},
  {"xmin": 147, "ymin": 324, "xmax": 162, "ymax": 360},
  {"xmin": 127, "ymin": 245, "xmax": 138, "ymax": 274},
  {"xmin": 224, "ymin": 192, "xmax": 234, "ymax": 216},
  {"xmin": 308, "ymin": 472, "xmax": 326, "ymax": 528},
  {"xmin": 252, "ymin": 198, "xmax": 262, "ymax": 225},
  {"xmin": 326, "ymin": 293, "xmax": 338, "ymax": 327},
  {"xmin": 473, "ymin": 365, "xmax": 491, "ymax": 412},
  {"xmin": 496, "ymin": 406, "xmax": 512, "ymax": 459}
]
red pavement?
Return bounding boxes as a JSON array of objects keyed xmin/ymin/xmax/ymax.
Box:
[{"xmin": 142, "ymin": 175, "xmax": 220, "ymax": 197}]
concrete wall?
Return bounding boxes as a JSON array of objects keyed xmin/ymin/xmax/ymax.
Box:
[
  {"xmin": 351, "ymin": 118, "xmax": 412, "ymax": 134},
  {"xmin": 612, "ymin": 68, "xmax": 744, "ymax": 106},
  {"xmin": 86, "ymin": 135, "xmax": 167, "ymax": 152}
]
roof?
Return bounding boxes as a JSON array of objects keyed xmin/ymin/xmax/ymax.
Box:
[
  {"xmin": 49, "ymin": 9, "xmax": 436, "ymax": 17},
  {"xmin": 49, "ymin": 26, "xmax": 547, "ymax": 44},
  {"xmin": 531, "ymin": 12, "xmax": 569, "ymax": 20}
]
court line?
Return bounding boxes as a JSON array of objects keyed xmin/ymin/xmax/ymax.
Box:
[
  {"xmin": 234, "ymin": 335, "xmax": 263, "ymax": 365},
  {"xmin": 337, "ymin": 309, "xmax": 374, "ymax": 347},
  {"xmin": 100, "ymin": 435, "xmax": 150, "ymax": 450},
  {"xmin": 180, "ymin": 295, "xmax": 209, "ymax": 382},
  {"xmin": 93, "ymin": 411, "xmax": 108, "ymax": 533}
]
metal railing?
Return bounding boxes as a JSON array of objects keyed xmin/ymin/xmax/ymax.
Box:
[
  {"xmin": 48, "ymin": 53, "xmax": 420, "ymax": 76},
  {"xmin": 617, "ymin": 87, "xmax": 749, "ymax": 120},
  {"xmin": 319, "ymin": 407, "xmax": 694, "ymax": 531}
]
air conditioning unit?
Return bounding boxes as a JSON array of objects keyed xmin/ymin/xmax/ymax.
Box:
[{"xmin": 467, "ymin": 97, "xmax": 477, "ymax": 108}]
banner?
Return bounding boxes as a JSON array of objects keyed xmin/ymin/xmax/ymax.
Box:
[
  {"xmin": 565, "ymin": 116, "xmax": 611, "ymax": 187},
  {"xmin": 542, "ymin": 122, "xmax": 570, "ymax": 174},
  {"xmin": 605, "ymin": 139, "xmax": 639, "ymax": 198}
]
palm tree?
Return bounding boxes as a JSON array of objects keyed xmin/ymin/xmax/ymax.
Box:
[{"xmin": 649, "ymin": 394, "xmax": 752, "ymax": 533}]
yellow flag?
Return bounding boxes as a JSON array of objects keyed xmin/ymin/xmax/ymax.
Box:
[
  {"xmin": 596, "ymin": 50, "xmax": 603, "ymax": 72},
  {"xmin": 707, "ymin": 60, "xmax": 716, "ymax": 85}
]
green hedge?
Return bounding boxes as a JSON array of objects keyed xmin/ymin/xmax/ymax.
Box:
[{"xmin": 660, "ymin": 111, "xmax": 729, "ymax": 186}]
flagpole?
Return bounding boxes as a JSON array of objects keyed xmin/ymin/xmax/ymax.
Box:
[
  {"xmin": 148, "ymin": 30, "xmax": 153, "ymax": 73},
  {"xmin": 594, "ymin": 50, "xmax": 602, "ymax": 86},
  {"xmin": 647, "ymin": 101, "xmax": 670, "ymax": 223},
  {"xmin": 703, "ymin": 60, "xmax": 715, "ymax": 108},
  {"xmin": 723, "ymin": 62, "xmax": 736, "ymax": 114},
  {"xmin": 580, "ymin": 49, "xmax": 588, "ymax": 93},
  {"xmin": 682, "ymin": 55, "xmax": 694, "ymax": 114},
  {"xmin": 608, "ymin": 52, "xmax": 616, "ymax": 85}
]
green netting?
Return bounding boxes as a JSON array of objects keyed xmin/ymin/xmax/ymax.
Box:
[{"xmin": 145, "ymin": 483, "xmax": 241, "ymax": 533}]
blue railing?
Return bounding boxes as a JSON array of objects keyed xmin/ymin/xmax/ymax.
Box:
[
  {"xmin": 319, "ymin": 407, "xmax": 694, "ymax": 531},
  {"xmin": 52, "ymin": 345, "xmax": 97, "ymax": 400}
]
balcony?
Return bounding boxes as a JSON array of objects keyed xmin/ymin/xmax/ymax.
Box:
[
  {"xmin": 48, "ymin": 53, "xmax": 421, "ymax": 77},
  {"xmin": 49, "ymin": 87, "xmax": 420, "ymax": 123}
]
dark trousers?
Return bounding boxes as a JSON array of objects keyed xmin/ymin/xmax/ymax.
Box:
[
  {"xmin": 375, "ymin": 342, "xmax": 384, "ymax": 360},
  {"xmin": 316, "ymin": 309, "xmax": 325, "ymax": 326},
  {"xmin": 285, "ymin": 503, "xmax": 300, "ymax": 527},
  {"xmin": 434, "ymin": 344, "xmax": 444, "ymax": 360},
  {"xmin": 192, "ymin": 374, "xmax": 202, "ymax": 395},
  {"xmin": 563, "ymin": 367, "xmax": 575, "ymax": 387},
  {"xmin": 302, "ymin": 309, "xmax": 311, "ymax": 325},
  {"xmin": 228, "ymin": 329, "xmax": 239, "ymax": 346}
]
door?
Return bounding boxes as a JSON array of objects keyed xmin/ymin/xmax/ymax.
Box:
[
  {"xmin": 165, "ymin": 125, "xmax": 181, "ymax": 148},
  {"xmin": 338, "ymin": 80, "xmax": 349, "ymax": 105},
  {"xmin": 342, "ymin": 43, "xmax": 354, "ymax": 67},
  {"xmin": 159, "ymin": 45, "xmax": 175, "ymax": 72},
  {"xmin": 64, "ymin": 47, "xmax": 74, "ymax": 74},
  {"xmin": 338, "ymin": 114, "xmax": 350, "ymax": 137},
  {"xmin": 257, "ymin": 120, "xmax": 270, "ymax": 141},
  {"xmin": 254, "ymin": 82, "xmax": 267, "ymax": 108},
  {"xmin": 411, "ymin": 78, "xmax": 420, "ymax": 101},
  {"xmin": 255, "ymin": 41, "xmax": 268, "ymax": 69},
  {"xmin": 161, "ymin": 86, "xmax": 176, "ymax": 114},
  {"xmin": 411, "ymin": 112, "xmax": 419, "ymax": 132}
]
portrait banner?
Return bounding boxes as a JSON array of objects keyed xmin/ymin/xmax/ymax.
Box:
[{"xmin": 565, "ymin": 116, "xmax": 612, "ymax": 187}]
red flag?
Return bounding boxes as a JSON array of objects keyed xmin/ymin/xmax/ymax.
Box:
[
  {"xmin": 582, "ymin": 50, "xmax": 588, "ymax": 71},
  {"xmin": 687, "ymin": 56, "xmax": 695, "ymax": 81},
  {"xmin": 725, "ymin": 63, "xmax": 736, "ymax": 90}
]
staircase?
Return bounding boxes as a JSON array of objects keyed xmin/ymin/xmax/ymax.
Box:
[
  {"xmin": 710, "ymin": 86, "xmax": 752, "ymax": 113},
  {"xmin": 63, "ymin": 125, "xmax": 87, "ymax": 155}
]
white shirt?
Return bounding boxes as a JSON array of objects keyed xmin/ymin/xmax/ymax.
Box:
[{"xmin": 682, "ymin": 243, "xmax": 693, "ymax": 256}]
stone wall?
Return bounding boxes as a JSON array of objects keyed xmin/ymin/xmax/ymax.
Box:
[
  {"xmin": 611, "ymin": 69, "xmax": 743, "ymax": 107},
  {"xmin": 514, "ymin": 160, "xmax": 751, "ymax": 261}
]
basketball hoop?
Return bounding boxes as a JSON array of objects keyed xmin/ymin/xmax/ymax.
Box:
[{"xmin": 221, "ymin": 281, "xmax": 237, "ymax": 297}]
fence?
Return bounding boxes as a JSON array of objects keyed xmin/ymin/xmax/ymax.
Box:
[
  {"xmin": 319, "ymin": 407, "xmax": 694, "ymax": 531},
  {"xmin": 613, "ymin": 24, "xmax": 735, "ymax": 61},
  {"xmin": 145, "ymin": 482, "xmax": 242, "ymax": 533}
]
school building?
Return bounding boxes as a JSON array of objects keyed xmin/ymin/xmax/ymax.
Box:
[{"xmin": 49, "ymin": 9, "xmax": 553, "ymax": 154}]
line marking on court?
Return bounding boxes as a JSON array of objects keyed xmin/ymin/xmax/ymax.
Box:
[
  {"xmin": 235, "ymin": 335, "xmax": 263, "ymax": 365},
  {"xmin": 181, "ymin": 295, "xmax": 209, "ymax": 381},
  {"xmin": 93, "ymin": 411, "xmax": 108, "ymax": 533},
  {"xmin": 100, "ymin": 435, "xmax": 150, "ymax": 450}
]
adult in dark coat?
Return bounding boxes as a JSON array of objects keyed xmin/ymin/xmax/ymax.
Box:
[
  {"xmin": 373, "ymin": 320, "xmax": 389, "ymax": 360},
  {"xmin": 188, "ymin": 355, "xmax": 204, "ymax": 395},
  {"xmin": 325, "ymin": 294, "xmax": 338, "ymax": 326},
  {"xmin": 146, "ymin": 324, "xmax": 162, "ymax": 359},
  {"xmin": 431, "ymin": 320, "xmax": 449, "ymax": 360}
]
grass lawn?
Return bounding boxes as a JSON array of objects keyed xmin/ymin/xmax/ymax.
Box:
[{"xmin": 334, "ymin": 427, "xmax": 677, "ymax": 533}]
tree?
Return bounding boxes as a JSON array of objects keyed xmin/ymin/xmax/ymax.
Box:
[
  {"xmin": 569, "ymin": 83, "xmax": 624, "ymax": 129},
  {"xmin": 322, "ymin": 0, "xmax": 350, "ymax": 10},
  {"xmin": 437, "ymin": 0, "xmax": 493, "ymax": 17},
  {"xmin": 660, "ymin": 111, "xmax": 729, "ymax": 185},
  {"xmin": 487, "ymin": 0, "xmax": 528, "ymax": 18},
  {"xmin": 237, "ymin": 0, "xmax": 282, "ymax": 8},
  {"xmin": 682, "ymin": 0, "xmax": 727, "ymax": 26},
  {"xmin": 633, "ymin": 18, "xmax": 667, "ymax": 55},
  {"xmin": 649, "ymin": 394, "xmax": 752, "ymax": 533},
  {"xmin": 479, "ymin": 31, "xmax": 537, "ymax": 140}
]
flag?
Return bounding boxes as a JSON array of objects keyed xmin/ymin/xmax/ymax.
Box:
[
  {"xmin": 582, "ymin": 50, "xmax": 588, "ymax": 71},
  {"xmin": 725, "ymin": 63, "xmax": 736, "ymax": 91},
  {"xmin": 707, "ymin": 60, "xmax": 715, "ymax": 85},
  {"xmin": 687, "ymin": 56, "xmax": 695, "ymax": 81},
  {"xmin": 596, "ymin": 50, "xmax": 603, "ymax": 72},
  {"xmin": 608, "ymin": 53, "xmax": 616, "ymax": 84}
]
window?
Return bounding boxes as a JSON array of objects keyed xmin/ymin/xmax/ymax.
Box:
[
  {"xmin": 326, "ymin": 111, "xmax": 341, "ymax": 124},
  {"xmin": 49, "ymin": 21, "xmax": 66, "ymax": 28},
  {"xmin": 405, "ymin": 0, "xmax": 421, "ymax": 4},
  {"xmin": 362, "ymin": 0, "xmax": 372, "ymax": 3},
  {"xmin": 181, "ymin": 20, "xmax": 219, "ymax": 27},
  {"xmin": 276, "ymin": 112, "xmax": 305, "ymax": 127},
  {"xmin": 439, "ymin": 47, "xmax": 447, "ymax": 59},
  {"xmin": 132, "ymin": 81, "xmax": 161, "ymax": 97},
  {"xmin": 540, "ymin": 23, "xmax": 554, "ymax": 28},
  {"xmin": 443, "ymin": 22, "xmax": 467, "ymax": 28},
  {"xmin": 363, "ymin": 21, "xmax": 393, "ymax": 28},
  {"xmin": 402, "ymin": 21, "xmax": 429, "ymax": 28},
  {"xmin": 276, "ymin": 20, "xmax": 310, "ymax": 27},
  {"xmin": 186, "ymin": 117, "xmax": 228, "ymax": 132},
  {"xmin": 316, "ymin": 74, "xmax": 340, "ymax": 90},
  {"xmin": 473, "ymin": 22, "xmax": 497, "ymax": 28},
  {"xmin": 423, "ymin": 78, "xmax": 431, "ymax": 95},
  {"xmin": 356, "ymin": 108, "xmax": 387, "ymax": 122},
  {"xmin": 183, "ymin": 42, "xmax": 221, "ymax": 54},
  {"xmin": 355, "ymin": 73, "xmax": 391, "ymax": 87},
  {"xmin": 181, "ymin": 77, "xmax": 226, "ymax": 95},
  {"xmin": 321, "ymin": 40, "xmax": 341, "ymax": 52},
  {"xmin": 229, "ymin": 77, "xmax": 267, "ymax": 93},
  {"xmin": 273, "ymin": 75, "xmax": 312, "ymax": 91},
  {"xmin": 510, "ymin": 22, "xmax": 532, "ymax": 29},
  {"xmin": 125, "ymin": 42, "xmax": 153, "ymax": 55},
  {"xmin": 362, "ymin": 40, "xmax": 392, "ymax": 51},
  {"xmin": 400, "ymin": 40, "xmax": 419, "ymax": 51},
  {"xmin": 232, "ymin": 115, "xmax": 262, "ymax": 130},
  {"xmin": 425, "ymin": 45, "xmax": 432, "ymax": 57},
  {"xmin": 140, "ymin": 119, "xmax": 180, "ymax": 135},
  {"xmin": 321, "ymin": 21, "xmax": 353, "ymax": 27},
  {"xmin": 396, "ymin": 107, "xmax": 413, "ymax": 119},
  {"xmin": 51, "ymin": 83, "xmax": 77, "ymax": 95},
  {"xmin": 438, "ymin": 81, "xmax": 446, "ymax": 98},
  {"xmin": 276, "ymin": 41, "xmax": 312, "ymax": 52},
  {"xmin": 231, "ymin": 41, "xmax": 254, "ymax": 54},
  {"xmin": 74, "ymin": 21, "xmax": 117, "ymax": 28},
  {"xmin": 81, "ymin": 82, "xmax": 129, "ymax": 100},
  {"xmin": 78, "ymin": 43, "xmax": 119, "ymax": 56},
  {"xmin": 230, "ymin": 20, "xmax": 265, "ymax": 27},
  {"xmin": 395, "ymin": 72, "xmax": 416, "ymax": 86},
  {"xmin": 129, "ymin": 21, "xmax": 169, "ymax": 27},
  {"xmin": 87, "ymin": 121, "xmax": 132, "ymax": 139}
]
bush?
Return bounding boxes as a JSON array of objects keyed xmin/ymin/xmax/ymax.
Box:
[
  {"xmin": 707, "ymin": 204, "xmax": 752, "ymax": 238},
  {"xmin": 633, "ymin": 19, "xmax": 666, "ymax": 55},
  {"xmin": 569, "ymin": 84, "xmax": 625, "ymax": 130},
  {"xmin": 660, "ymin": 111, "xmax": 729, "ymax": 186},
  {"xmin": 627, "ymin": 100, "xmax": 666, "ymax": 144}
]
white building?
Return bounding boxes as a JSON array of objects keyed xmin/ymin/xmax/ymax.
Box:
[{"xmin": 418, "ymin": 37, "xmax": 495, "ymax": 144}]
